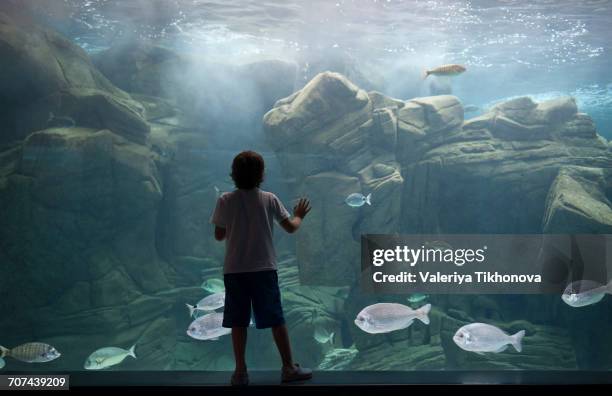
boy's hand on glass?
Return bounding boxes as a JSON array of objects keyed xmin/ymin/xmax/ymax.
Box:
[{"xmin": 293, "ymin": 198, "xmax": 311, "ymax": 219}]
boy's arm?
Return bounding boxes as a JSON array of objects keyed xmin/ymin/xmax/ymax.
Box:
[
  {"xmin": 280, "ymin": 198, "xmax": 311, "ymax": 234},
  {"xmin": 214, "ymin": 226, "xmax": 226, "ymax": 241},
  {"xmin": 211, "ymin": 195, "xmax": 227, "ymax": 241}
]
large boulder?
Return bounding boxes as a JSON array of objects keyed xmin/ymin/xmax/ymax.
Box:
[
  {"xmin": 0, "ymin": 127, "xmax": 177, "ymax": 370},
  {"xmin": 264, "ymin": 72, "xmax": 409, "ymax": 285},
  {"xmin": 0, "ymin": 11, "xmax": 149, "ymax": 145},
  {"xmin": 93, "ymin": 43, "xmax": 185, "ymax": 98},
  {"xmin": 400, "ymin": 96, "xmax": 611, "ymax": 234},
  {"xmin": 264, "ymin": 71, "xmax": 371, "ymax": 157}
]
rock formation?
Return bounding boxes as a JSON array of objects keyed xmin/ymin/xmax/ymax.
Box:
[{"xmin": 263, "ymin": 71, "xmax": 612, "ymax": 369}]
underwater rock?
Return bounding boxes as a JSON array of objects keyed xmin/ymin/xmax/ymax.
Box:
[
  {"xmin": 400, "ymin": 95, "xmax": 610, "ymax": 234},
  {"xmin": 368, "ymin": 91, "xmax": 405, "ymax": 110},
  {"xmin": 349, "ymin": 341, "xmax": 446, "ymax": 370},
  {"xmin": 357, "ymin": 159, "xmax": 404, "ymax": 235},
  {"xmin": 409, "ymin": 95, "xmax": 464, "ymax": 134},
  {"xmin": 295, "ymin": 172, "xmax": 361, "ymax": 286},
  {"xmin": 542, "ymin": 166, "xmax": 612, "ymax": 233},
  {"xmin": 153, "ymin": 133, "xmax": 226, "ymax": 284},
  {"xmin": 280, "ymin": 286, "xmax": 346, "ymax": 368},
  {"xmin": 93, "ymin": 42, "xmax": 185, "ymax": 98},
  {"xmin": 264, "ymin": 72, "xmax": 370, "ymax": 151},
  {"xmin": 0, "ymin": 127, "xmax": 175, "ymax": 369},
  {"xmin": 264, "ymin": 73, "xmax": 409, "ymax": 285},
  {"xmin": 17, "ymin": 88, "xmax": 150, "ymax": 145},
  {"xmin": 0, "ymin": 12, "xmax": 129, "ymax": 106},
  {"xmin": 0, "ymin": 11, "xmax": 146, "ymax": 144},
  {"xmin": 318, "ymin": 346, "xmax": 359, "ymax": 370}
]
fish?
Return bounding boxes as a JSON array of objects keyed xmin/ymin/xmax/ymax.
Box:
[
  {"xmin": 46, "ymin": 112, "xmax": 76, "ymax": 128},
  {"xmin": 453, "ymin": 323, "xmax": 525, "ymax": 354},
  {"xmin": 423, "ymin": 64, "xmax": 466, "ymax": 79},
  {"xmin": 84, "ymin": 345, "xmax": 136, "ymax": 370},
  {"xmin": 187, "ymin": 312, "xmax": 232, "ymax": 341},
  {"xmin": 345, "ymin": 193, "xmax": 372, "ymax": 207},
  {"xmin": 354, "ymin": 303, "xmax": 431, "ymax": 334},
  {"xmin": 0, "ymin": 357, "xmax": 5, "ymax": 369},
  {"xmin": 313, "ymin": 326, "xmax": 335, "ymax": 345},
  {"xmin": 407, "ymin": 293, "xmax": 429, "ymax": 304},
  {"xmin": 214, "ymin": 186, "xmax": 221, "ymax": 198},
  {"xmin": 464, "ymin": 105, "xmax": 480, "ymax": 113},
  {"xmin": 562, "ymin": 279, "xmax": 612, "ymax": 307},
  {"xmin": 0, "ymin": 343, "xmax": 61, "ymax": 363},
  {"xmin": 186, "ymin": 292, "xmax": 226, "ymax": 317},
  {"xmin": 201, "ymin": 278, "xmax": 225, "ymax": 294}
]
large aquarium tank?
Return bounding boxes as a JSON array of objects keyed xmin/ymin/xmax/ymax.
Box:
[{"xmin": 0, "ymin": 0, "xmax": 611, "ymax": 386}]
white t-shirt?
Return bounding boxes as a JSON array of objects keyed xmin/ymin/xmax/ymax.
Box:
[{"xmin": 210, "ymin": 188, "xmax": 291, "ymax": 274}]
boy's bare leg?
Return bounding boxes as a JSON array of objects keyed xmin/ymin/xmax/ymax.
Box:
[
  {"xmin": 231, "ymin": 327, "xmax": 248, "ymax": 373},
  {"xmin": 271, "ymin": 324, "xmax": 294, "ymax": 368}
]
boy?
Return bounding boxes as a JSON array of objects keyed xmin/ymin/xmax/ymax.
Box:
[{"xmin": 210, "ymin": 150, "xmax": 313, "ymax": 386}]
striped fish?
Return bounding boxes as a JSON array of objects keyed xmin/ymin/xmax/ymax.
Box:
[
  {"xmin": 423, "ymin": 64, "xmax": 466, "ymax": 79},
  {"xmin": 0, "ymin": 342, "xmax": 61, "ymax": 363}
]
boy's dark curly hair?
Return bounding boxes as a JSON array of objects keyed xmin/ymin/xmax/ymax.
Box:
[{"xmin": 231, "ymin": 150, "xmax": 264, "ymax": 190}]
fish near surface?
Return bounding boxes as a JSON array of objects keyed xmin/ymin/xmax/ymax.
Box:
[
  {"xmin": 84, "ymin": 345, "xmax": 136, "ymax": 370},
  {"xmin": 453, "ymin": 323, "xmax": 525, "ymax": 354},
  {"xmin": 562, "ymin": 279, "xmax": 612, "ymax": 307},
  {"xmin": 354, "ymin": 303, "xmax": 431, "ymax": 334},
  {"xmin": 423, "ymin": 64, "xmax": 466, "ymax": 79},
  {"xmin": 0, "ymin": 343, "xmax": 61, "ymax": 363}
]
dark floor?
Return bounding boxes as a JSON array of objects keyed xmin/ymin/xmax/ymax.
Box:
[{"xmin": 4, "ymin": 370, "xmax": 612, "ymax": 387}]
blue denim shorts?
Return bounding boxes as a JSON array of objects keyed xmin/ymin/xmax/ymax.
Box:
[{"xmin": 222, "ymin": 270, "xmax": 285, "ymax": 329}]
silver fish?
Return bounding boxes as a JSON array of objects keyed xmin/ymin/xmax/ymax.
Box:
[
  {"xmin": 0, "ymin": 343, "xmax": 61, "ymax": 363},
  {"xmin": 84, "ymin": 345, "xmax": 136, "ymax": 370},
  {"xmin": 345, "ymin": 193, "xmax": 371, "ymax": 208},
  {"xmin": 313, "ymin": 326, "xmax": 335, "ymax": 345},
  {"xmin": 201, "ymin": 278, "xmax": 225, "ymax": 294},
  {"xmin": 0, "ymin": 357, "xmax": 5, "ymax": 369},
  {"xmin": 453, "ymin": 323, "xmax": 524, "ymax": 354},
  {"xmin": 187, "ymin": 312, "xmax": 231, "ymax": 341},
  {"xmin": 354, "ymin": 303, "xmax": 431, "ymax": 334},
  {"xmin": 186, "ymin": 292, "xmax": 225, "ymax": 317},
  {"xmin": 562, "ymin": 280, "xmax": 612, "ymax": 308}
]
